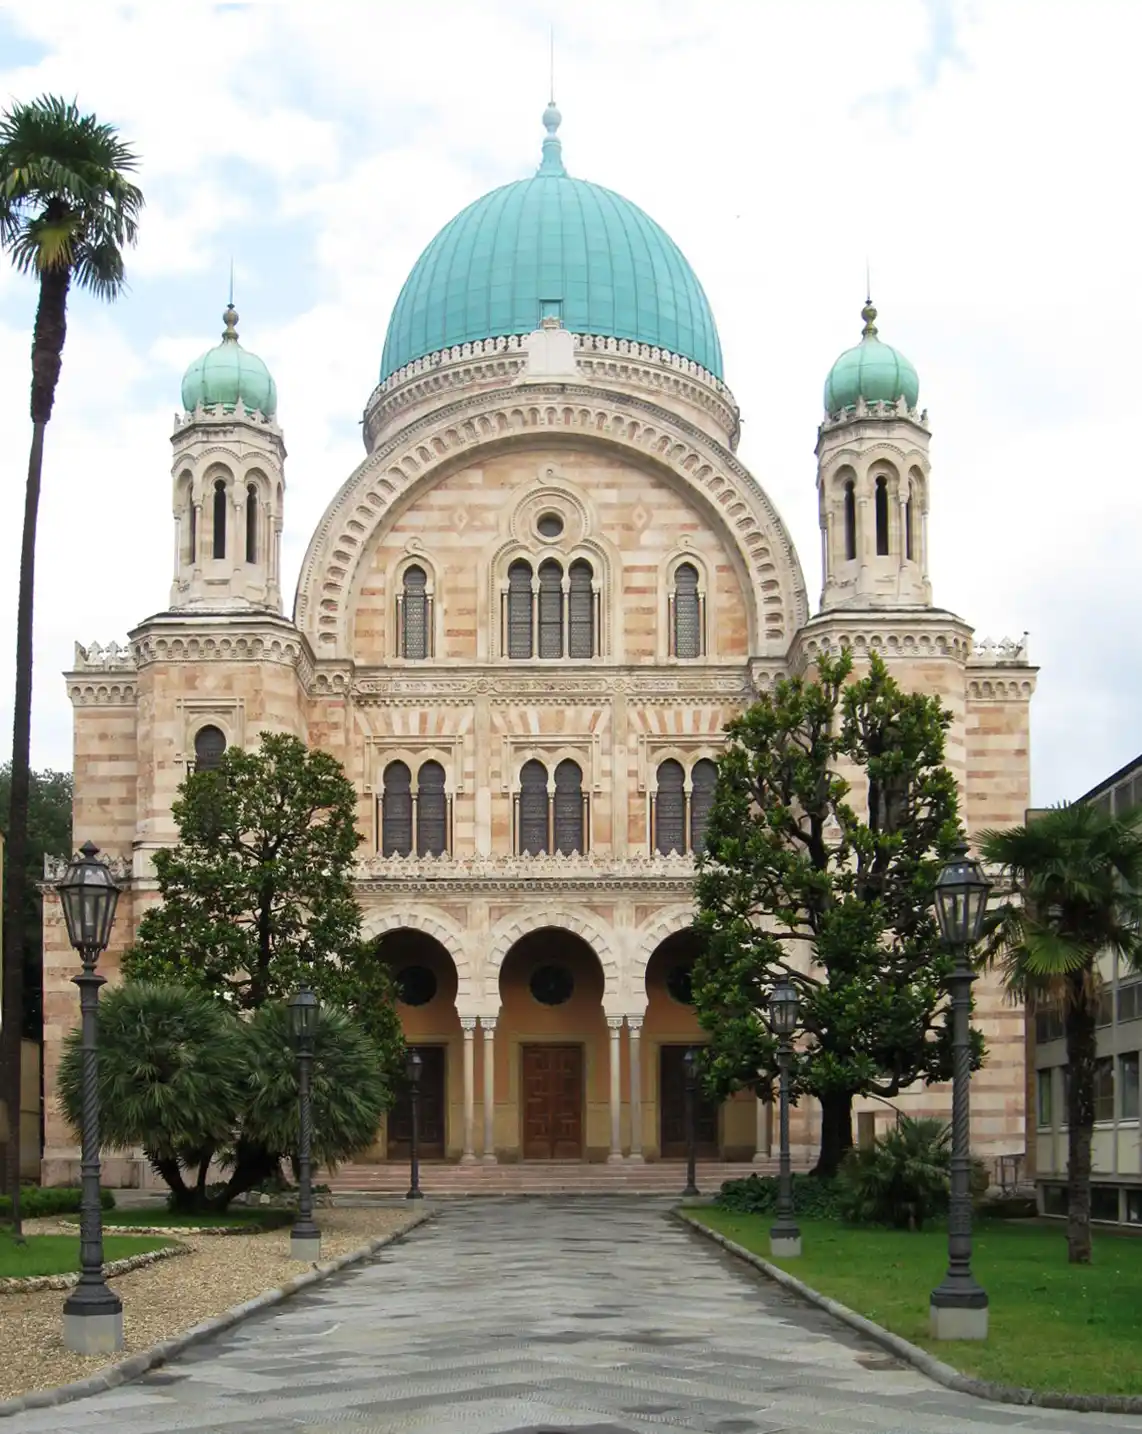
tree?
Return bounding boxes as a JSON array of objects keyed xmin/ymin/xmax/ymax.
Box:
[
  {"xmin": 692, "ymin": 649, "xmax": 972, "ymax": 1176},
  {"xmin": 123, "ymin": 732, "xmax": 402, "ymax": 1064},
  {"xmin": 0, "ymin": 764, "xmax": 73, "ymax": 1037},
  {"xmin": 981, "ymin": 802, "xmax": 1142, "ymax": 1264},
  {"xmin": 0, "ymin": 96, "xmax": 143, "ymax": 1220}
]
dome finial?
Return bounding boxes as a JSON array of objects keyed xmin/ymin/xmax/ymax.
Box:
[
  {"xmin": 222, "ymin": 301, "xmax": 239, "ymax": 342},
  {"xmin": 861, "ymin": 295, "xmax": 878, "ymax": 339},
  {"xmin": 538, "ymin": 91, "xmax": 566, "ymax": 178}
]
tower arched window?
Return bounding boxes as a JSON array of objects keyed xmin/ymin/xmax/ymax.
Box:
[
  {"xmin": 673, "ymin": 562, "xmax": 702, "ymax": 659},
  {"xmin": 905, "ymin": 486, "xmax": 915, "ymax": 561},
  {"xmin": 212, "ymin": 479, "xmax": 227, "ymax": 560},
  {"xmin": 518, "ymin": 759, "xmax": 549, "ymax": 855},
  {"xmin": 538, "ymin": 559, "xmax": 563, "ymax": 659},
  {"xmin": 553, "ymin": 759, "xmax": 585, "ymax": 854},
  {"xmin": 400, "ymin": 565, "xmax": 430, "ymax": 660},
  {"xmin": 654, "ymin": 759, "xmax": 686, "ymax": 855},
  {"xmin": 875, "ymin": 475, "xmax": 890, "ymax": 556},
  {"xmin": 193, "ymin": 725, "xmax": 227, "ymax": 773},
  {"xmin": 844, "ymin": 480, "xmax": 857, "ymax": 561},
  {"xmin": 690, "ymin": 758, "xmax": 718, "ymax": 854},
  {"xmin": 568, "ymin": 559, "xmax": 595, "ymax": 659},
  {"xmin": 189, "ymin": 502, "xmax": 197, "ymax": 563},
  {"xmin": 507, "ymin": 560, "xmax": 533, "ymax": 659},
  {"xmin": 381, "ymin": 761, "xmax": 413, "ymax": 857},
  {"xmin": 416, "ymin": 760, "xmax": 448, "ymax": 856},
  {"xmin": 245, "ymin": 485, "xmax": 258, "ymax": 564}
]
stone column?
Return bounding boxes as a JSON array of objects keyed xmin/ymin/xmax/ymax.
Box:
[
  {"xmin": 753, "ymin": 1090, "xmax": 771, "ymax": 1163},
  {"xmin": 460, "ymin": 1018, "xmax": 477, "ymax": 1163},
  {"xmin": 480, "ymin": 1016, "xmax": 497, "ymax": 1163},
  {"xmin": 607, "ymin": 1016, "xmax": 624, "ymax": 1163},
  {"xmin": 628, "ymin": 1016, "xmax": 644, "ymax": 1161}
]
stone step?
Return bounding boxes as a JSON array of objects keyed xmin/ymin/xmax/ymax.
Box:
[{"xmin": 323, "ymin": 1160, "xmax": 778, "ymax": 1195}]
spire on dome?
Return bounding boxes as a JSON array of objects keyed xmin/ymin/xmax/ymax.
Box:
[{"xmin": 537, "ymin": 99, "xmax": 567, "ymax": 178}]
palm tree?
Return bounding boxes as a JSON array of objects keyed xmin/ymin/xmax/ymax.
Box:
[
  {"xmin": 0, "ymin": 97, "xmax": 142, "ymax": 1229},
  {"xmin": 981, "ymin": 802, "xmax": 1142, "ymax": 1263}
]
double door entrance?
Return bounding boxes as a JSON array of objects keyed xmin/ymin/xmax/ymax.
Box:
[
  {"xmin": 387, "ymin": 1045, "xmax": 446, "ymax": 1160},
  {"xmin": 521, "ymin": 1043, "xmax": 584, "ymax": 1159},
  {"xmin": 659, "ymin": 1044, "xmax": 720, "ymax": 1158}
]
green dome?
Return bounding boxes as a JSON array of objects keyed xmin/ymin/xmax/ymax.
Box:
[
  {"xmin": 379, "ymin": 105, "xmax": 723, "ymax": 382},
  {"xmin": 181, "ymin": 306, "xmax": 277, "ymax": 418},
  {"xmin": 823, "ymin": 302, "xmax": 919, "ymax": 414}
]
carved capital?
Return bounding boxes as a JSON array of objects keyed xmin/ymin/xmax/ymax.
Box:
[{"xmin": 460, "ymin": 1016, "xmax": 478, "ymax": 1034}]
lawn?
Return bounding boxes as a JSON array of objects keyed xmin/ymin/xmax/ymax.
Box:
[
  {"xmin": 0, "ymin": 1232, "xmax": 174, "ymax": 1279},
  {"xmin": 98, "ymin": 1207, "xmax": 293, "ymax": 1231},
  {"xmin": 691, "ymin": 1209, "xmax": 1142, "ymax": 1397}
]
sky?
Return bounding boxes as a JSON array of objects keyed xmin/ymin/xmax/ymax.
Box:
[{"xmin": 0, "ymin": 0, "xmax": 1138, "ymax": 805}]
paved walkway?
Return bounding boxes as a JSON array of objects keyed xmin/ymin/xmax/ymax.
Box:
[{"xmin": 7, "ymin": 1199, "xmax": 1139, "ymax": 1433}]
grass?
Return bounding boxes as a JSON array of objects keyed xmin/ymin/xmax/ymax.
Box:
[
  {"xmin": 691, "ymin": 1209, "xmax": 1142, "ymax": 1396},
  {"xmin": 0, "ymin": 1232, "xmax": 174, "ymax": 1279},
  {"xmin": 98, "ymin": 1207, "xmax": 293, "ymax": 1231}
]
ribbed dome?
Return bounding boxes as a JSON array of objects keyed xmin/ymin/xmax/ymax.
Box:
[
  {"xmin": 181, "ymin": 306, "xmax": 277, "ymax": 418},
  {"xmin": 379, "ymin": 107, "xmax": 723, "ymax": 382},
  {"xmin": 824, "ymin": 301, "xmax": 919, "ymax": 415}
]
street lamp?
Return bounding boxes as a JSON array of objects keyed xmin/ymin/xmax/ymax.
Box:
[
  {"xmin": 56, "ymin": 841, "xmax": 123, "ymax": 1354},
  {"xmin": 682, "ymin": 1047, "xmax": 700, "ymax": 1198},
  {"xmin": 406, "ymin": 1047, "xmax": 424, "ymax": 1200},
  {"xmin": 765, "ymin": 977, "xmax": 801, "ymax": 1258},
  {"xmin": 930, "ymin": 841, "xmax": 990, "ymax": 1341},
  {"xmin": 288, "ymin": 987, "xmax": 321, "ymax": 1262}
]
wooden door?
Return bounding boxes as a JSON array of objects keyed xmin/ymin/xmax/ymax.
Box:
[
  {"xmin": 659, "ymin": 1044, "xmax": 719, "ymax": 1158},
  {"xmin": 387, "ymin": 1045, "xmax": 446, "ymax": 1159},
  {"xmin": 521, "ymin": 1044, "xmax": 583, "ymax": 1159}
]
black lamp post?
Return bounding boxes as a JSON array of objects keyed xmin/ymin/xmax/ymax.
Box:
[
  {"xmin": 289, "ymin": 987, "xmax": 321, "ymax": 1261},
  {"xmin": 929, "ymin": 841, "xmax": 990, "ymax": 1341},
  {"xmin": 406, "ymin": 1047, "xmax": 424, "ymax": 1200},
  {"xmin": 766, "ymin": 977, "xmax": 801, "ymax": 1258},
  {"xmin": 56, "ymin": 841, "xmax": 123, "ymax": 1354},
  {"xmin": 682, "ymin": 1046, "xmax": 700, "ymax": 1197}
]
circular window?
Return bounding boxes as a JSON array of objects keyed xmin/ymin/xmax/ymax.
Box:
[
  {"xmin": 666, "ymin": 964, "xmax": 694, "ymax": 1006},
  {"xmin": 529, "ymin": 963, "xmax": 575, "ymax": 1006},
  {"xmin": 536, "ymin": 511, "xmax": 564, "ymax": 539},
  {"xmin": 396, "ymin": 965, "xmax": 437, "ymax": 1007}
]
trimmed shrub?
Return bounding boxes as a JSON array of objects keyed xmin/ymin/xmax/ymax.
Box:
[
  {"xmin": 716, "ymin": 1172, "xmax": 843, "ymax": 1220},
  {"xmin": 0, "ymin": 1186, "xmax": 115, "ymax": 1219},
  {"xmin": 836, "ymin": 1116, "xmax": 951, "ymax": 1229}
]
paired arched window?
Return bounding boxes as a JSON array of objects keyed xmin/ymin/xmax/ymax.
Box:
[
  {"xmin": 516, "ymin": 758, "xmax": 587, "ymax": 855},
  {"xmin": 212, "ymin": 480, "xmax": 227, "ymax": 560},
  {"xmin": 651, "ymin": 756, "xmax": 718, "ymax": 854},
  {"xmin": 504, "ymin": 558, "xmax": 597, "ymax": 659},
  {"xmin": 399, "ymin": 565, "xmax": 431, "ymax": 660},
  {"xmin": 245, "ymin": 485, "xmax": 258, "ymax": 564},
  {"xmin": 193, "ymin": 725, "xmax": 227, "ymax": 773},
  {"xmin": 843, "ymin": 480, "xmax": 857, "ymax": 561},
  {"xmin": 672, "ymin": 562, "xmax": 703, "ymax": 659},
  {"xmin": 690, "ymin": 758, "xmax": 718, "ymax": 853},
  {"xmin": 875, "ymin": 475, "xmax": 890, "ymax": 556},
  {"xmin": 380, "ymin": 759, "xmax": 450, "ymax": 857}
]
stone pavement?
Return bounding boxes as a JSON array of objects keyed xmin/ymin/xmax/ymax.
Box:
[{"xmin": 6, "ymin": 1199, "xmax": 1139, "ymax": 1434}]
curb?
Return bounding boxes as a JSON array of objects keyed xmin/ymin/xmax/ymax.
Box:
[
  {"xmin": 0, "ymin": 1244, "xmax": 186, "ymax": 1295},
  {"xmin": 0, "ymin": 1211, "xmax": 433, "ymax": 1420},
  {"xmin": 679, "ymin": 1213, "xmax": 1142, "ymax": 1417}
]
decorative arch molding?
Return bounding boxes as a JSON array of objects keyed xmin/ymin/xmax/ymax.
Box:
[
  {"xmin": 293, "ymin": 385, "xmax": 809, "ymax": 658},
  {"xmin": 631, "ymin": 905, "xmax": 700, "ymax": 995},
  {"xmin": 360, "ymin": 908, "xmax": 473, "ymax": 1003},
  {"xmin": 484, "ymin": 907, "xmax": 620, "ymax": 1004}
]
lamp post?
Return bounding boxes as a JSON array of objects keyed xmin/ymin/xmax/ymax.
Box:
[
  {"xmin": 56, "ymin": 841, "xmax": 123, "ymax": 1355},
  {"xmin": 929, "ymin": 841, "xmax": 991, "ymax": 1341},
  {"xmin": 406, "ymin": 1047, "xmax": 424, "ymax": 1200},
  {"xmin": 289, "ymin": 987, "xmax": 321, "ymax": 1262},
  {"xmin": 682, "ymin": 1046, "xmax": 700, "ymax": 1197},
  {"xmin": 766, "ymin": 977, "xmax": 801, "ymax": 1258}
]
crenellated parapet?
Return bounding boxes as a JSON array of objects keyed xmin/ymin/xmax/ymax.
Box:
[{"xmin": 67, "ymin": 639, "xmax": 138, "ymax": 706}]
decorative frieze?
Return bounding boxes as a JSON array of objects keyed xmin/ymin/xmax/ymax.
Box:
[
  {"xmin": 344, "ymin": 664, "xmax": 755, "ymax": 705},
  {"xmin": 354, "ymin": 849, "xmax": 697, "ymax": 895}
]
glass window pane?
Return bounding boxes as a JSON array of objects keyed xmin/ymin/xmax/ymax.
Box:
[
  {"xmin": 1037, "ymin": 1069, "xmax": 1053, "ymax": 1128},
  {"xmin": 538, "ymin": 560, "xmax": 563, "ymax": 659},
  {"xmin": 674, "ymin": 563, "xmax": 701, "ymax": 659},
  {"xmin": 416, "ymin": 761, "xmax": 447, "ymax": 856},
  {"xmin": 508, "ymin": 561, "xmax": 533, "ymax": 659},
  {"xmin": 382, "ymin": 761, "xmax": 413, "ymax": 856},
  {"xmin": 655, "ymin": 759, "xmax": 686, "ymax": 855},
  {"xmin": 402, "ymin": 565, "xmax": 428, "ymax": 660},
  {"xmin": 519, "ymin": 760, "xmax": 548, "ymax": 855},
  {"xmin": 568, "ymin": 560, "xmax": 594, "ymax": 658},
  {"xmin": 1121, "ymin": 1052, "xmax": 1140, "ymax": 1120},
  {"xmin": 1094, "ymin": 1057, "xmax": 1115, "ymax": 1123},
  {"xmin": 553, "ymin": 759, "xmax": 584, "ymax": 854},
  {"xmin": 690, "ymin": 759, "xmax": 718, "ymax": 853}
]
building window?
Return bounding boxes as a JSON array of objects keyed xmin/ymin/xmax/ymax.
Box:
[
  {"xmin": 245, "ymin": 485, "xmax": 258, "ymax": 564},
  {"xmin": 1094, "ymin": 1057, "xmax": 1115, "ymax": 1123},
  {"xmin": 905, "ymin": 487, "xmax": 914, "ymax": 562},
  {"xmin": 212, "ymin": 479, "xmax": 227, "ymax": 560},
  {"xmin": 537, "ymin": 511, "xmax": 564, "ymax": 539},
  {"xmin": 530, "ymin": 964, "xmax": 574, "ymax": 1006},
  {"xmin": 654, "ymin": 759, "xmax": 686, "ymax": 855},
  {"xmin": 874, "ymin": 475, "xmax": 890, "ymax": 556},
  {"xmin": 1091, "ymin": 1185, "xmax": 1121, "ymax": 1222},
  {"xmin": 400, "ymin": 565, "xmax": 430, "ymax": 660},
  {"xmin": 672, "ymin": 563, "xmax": 702, "ymax": 659},
  {"xmin": 690, "ymin": 758, "xmax": 718, "ymax": 853},
  {"xmin": 1036, "ymin": 1068, "xmax": 1053, "ymax": 1128},
  {"xmin": 416, "ymin": 761, "xmax": 448, "ymax": 856},
  {"xmin": 516, "ymin": 758, "xmax": 588, "ymax": 855},
  {"xmin": 381, "ymin": 761, "xmax": 413, "ymax": 856},
  {"xmin": 538, "ymin": 559, "xmax": 563, "ymax": 658},
  {"xmin": 380, "ymin": 759, "xmax": 450, "ymax": 857},
  {"xmin": 568, "ymin": 559, "xmax": 594, "ymax": 659},
  {"xmin": 553, "ymin": 759, "xmax": 585, "ymax": 854},
  {"xmin": 1118, "ymin": 980, "xmax": 1141, "ymax": 1023},
  {"xmin": 843, "ymin": 480, "xmax": 856, "ymax": 561},
  {"xmin": 193, "ymin": 725, "xmax": 227, "ymax": 773},
  {"xmin": 1035, "ymin": 1002, "xmax": 1065, "ymax": 1043},
  {"xmin": 505, "ymin": 556, "xmax": 597, "ymax": 659},
  {"xmin": 507, "ymin": 560, "xmax": 534, "ymax": 659},
  {"xmin": 518, "ymin": 759, "xmax": 549, "ymax": 855},
  {"xmin": 1121, "ymin": 1052, "xmax": 1140, "ymax": 1120},
  {"xmin": 1097, "ymin": 986, "xmax": 1115, "ymax": 1026},
  {"xmin": 1128, "ymin": 1188, "xmax": 1142, "ymax": 1224},
  {"xmin": 396, "ymin": 966, "xmax": 437, "ymax": 1006},
  {"xmin": 1043, "ymin": 1184, "xmax": 1067, "ymax": 1217}
]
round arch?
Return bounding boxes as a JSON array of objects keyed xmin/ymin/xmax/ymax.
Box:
[
  {"xmin": 632, "ymin": 906, "xmax": 701, "ymax": 996},
  {"xmin": 484, "ymin": 908, "xmax": 620, "ymax": 1007},
  {"xmin": 360, "ymin": 908, "xmax": 473, "ymax": 1006}
]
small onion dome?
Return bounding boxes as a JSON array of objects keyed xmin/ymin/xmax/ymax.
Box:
[
  {"xmin": 823, "ymin": 300, "xmax": 919, "ymax": 414},
  {"xmin": 181, "ymin": 305, "xmax": 277, "ymax": 418}
]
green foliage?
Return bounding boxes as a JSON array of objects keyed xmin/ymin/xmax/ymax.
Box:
[
  {"xmin": 716, "ymin": 1172, "xmax": 843, "ymax": 1220},
  {"xmin": 836, "ymin": 1116, "xmax": 951, "ymax": 1229},
  {"xmin": 0, "ymin": 1233, "xmax": 171, "ymax": 1278},
  {"xmin": 0, "ymin": 1184, "xmax": 114, "ymax": 1219},
  {"xmin": 692, "ymin": 649, "xmax": 973, "ymax": 1175}
]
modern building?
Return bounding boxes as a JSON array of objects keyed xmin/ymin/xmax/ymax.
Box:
[{"xmin": 43, "ymin": 105, "xmax": 1037, "ymax": 1185}]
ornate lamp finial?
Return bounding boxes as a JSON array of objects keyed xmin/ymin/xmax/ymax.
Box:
[
  {"xmin": 861, "ymin": 297, "xmax": 878, "ymax": 339},
  {"xmin": 537, "ymin": 98, "xmax": 566, "ymax": 178}
]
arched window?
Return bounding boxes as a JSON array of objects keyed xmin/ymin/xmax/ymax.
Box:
[
  {"xmin": 189, "ymin": 501, "xmax": 197, "ymax": 563},
  {"xmin": 507, "ymin": 560, "xmax": 533, "ymax": 659},
  {"xmin": 245, "ymin": 485, "xmax": 258, "ymax": 564},
  {"xmin": 905, "ymin": 486, "xmax": 915, "ymax": 561},
  {"xmin": 194, "ymin": 725, "xmax": 227, "ymax": 773},
  {"xmin": 690, "ymin": 759, "xmax": 718, "ymax": 854},
  {"xmin": 844, "ymin": 480, "xmax": 857, "ymax": 561},
  {"xmin": 655, "ymin": 759, "xmax": 686, "ymax": 855},
  {"xmin": 875, "ymin": 475, "xmax": 890, "ymax": 556},
  {"xmin": 416, "ymin": 761, "xmax": 447, "ymax": 856},
  {"xmin": 401, "ymin": 565, "xmax": 429, "ymax": 660},
  {"xmin": 568, "ymin": 559, "xmax": 594, "ymax": 659},
  {"xmin": 673, "ymin": 563, "xmax": 702, "ymax": 659},
  {"xmin": 553, "ymin": 759, "xmax": 584, "ymax": 854},
  {"xmin": 212, "ymin": 479, "xmax": 227, "ymax": 560},
  {"xmin": 538, "ymin": 559, "xmax": 563, "ymax": 659},
  {"xmin": 381, "ymin": 761, "xmax": 413, "ymax": 857},
  {"xmin": 518, "ymin": 759, "xmax": 549, "ymax": 855}
]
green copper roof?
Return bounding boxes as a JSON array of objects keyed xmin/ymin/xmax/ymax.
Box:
[
  {"xmin": 823, "ymin": 301, "xmax": 919, "ymax": 414},
  {"xmin": 379, "ymin": 105, "xmax": 723, "ymax": 382},
  {"xmin": 181, "ymin": 306, "xmax": 278, "ymax": 418}
]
